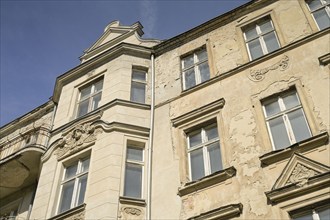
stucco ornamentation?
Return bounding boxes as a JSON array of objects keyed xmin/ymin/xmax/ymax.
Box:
[
  {"xmin": 55, "ymin": 123, "xmax": 102, "ymax": 160},
  {"xmin": 122, "ymin": 207, "xmax": 142, "ymax": 216},
  {"xmin": 249, "ymin": 55, "xmax": 289, "ymax": 82},
  {"xmin": 286, "ymin": 163, "xmax": 320, "ymax": 187}
]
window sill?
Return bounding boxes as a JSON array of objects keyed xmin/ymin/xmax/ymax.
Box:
[
  {"xmin": 178, "ymin": 166, "xmax": 236, "ymax": 197},
  {"xmin": 260, "ymin": 132, "xmax": 329, "ymax": 167},
  {"xmin": 187, "ymin": 203, "xmax": 243, "ymax": 220},
  {"xmin": 319, "ymin": 52, "xmax": 330, "ymax": 65},
  {"xmin": 119, "ymin": 196, "xmax": 146, "ymax": 207},
  {"xmin": 48, "ymin": 204, "xmax": 85, "ymax": 220}
]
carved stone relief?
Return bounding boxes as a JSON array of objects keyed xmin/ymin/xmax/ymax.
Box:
[
  {"xmin": 119, "ymin": 206, "xmax": 143, "ymax": 220},
  {"xmin": 286, "ymin": 163, "xmax": 320, "ymax": 187},
  {"xmin": 55, "ymin": 123, "xmax": 102, "ymax": 160},
  {"xmin": 248, "ymin": 55, "xmax": 289, "ymax": 82}
]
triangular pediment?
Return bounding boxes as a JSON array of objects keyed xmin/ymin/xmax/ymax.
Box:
[
  {"xmin": 273, "ymin": 153, "xmax": 330, "ymax": 189},
  {"xmin": 86, "ymin": 20, "xmax": 139, "ymax": 52}
]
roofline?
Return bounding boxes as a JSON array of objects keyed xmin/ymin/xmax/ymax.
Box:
[
  {"xmin": 154, "ymin": 0, "xmax": 277, "ymax": 55},
  {"xmin": 0, "ymin": 99, "xmax": 54, "ymax": 131}
]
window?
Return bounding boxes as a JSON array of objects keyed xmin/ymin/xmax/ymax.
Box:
[
  {"xmin": 130, "ymin": 70, "xmax": 146, "ymax": 103},
  {"xmin": 262, "ymin": 91, "xmax": 311, "ymax": 150},
  {"xmin": 306, "ymin": 0, "xmax": 330, "ymax": 30},
  {"xmin": 291, "ymin": 205, "xmax": 330, "ymax": 220},
  {"xmin": 124, "ymin": 146, "xmax": 144, "ymax": 198},
  {"xmin": 57, "ymin": 157, "xmax": 90, "ymax": 214},
  {"xmin": 182, "ymin": 48, "xmax": 210, "ymax": 90},
  {"xmin": 187, "ymin": 123, "xmax": 223, "ymax": 181},
  {"xmin": 77, "ymin": 79, "xmax": 103, "ymax": 118},
  {"xmin": 243, "ymin": 16, "xmax": 280, "ymax": 60}
]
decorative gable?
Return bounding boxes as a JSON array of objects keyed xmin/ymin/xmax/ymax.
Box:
[
  {"xmin": 266, "ymin": 153, "xmax": 330, "ymax": 205},
  {"xmin": 272, "ymin": 153, "xmax": 329, "ymax": 189},
  {"xmin": 80, "ymin": 20, "xmax": 160, "ymax": 62}
]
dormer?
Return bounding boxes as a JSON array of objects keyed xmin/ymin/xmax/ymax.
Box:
[{"xmin": 80, "ymin": 20, "xmax": 161, "ymax": 62}]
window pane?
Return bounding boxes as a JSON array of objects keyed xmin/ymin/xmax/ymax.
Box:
[
  {"xmin": 313, "ymin": 9, "xmax": 330, "ymax": 30},
  {"xmin": 188, "ymin": 131, "xmax": 202, "ymax": 148},
  {"xmin": 190, "ymin": 148, "xmax": 205, "ymax": 181},
  {"xmin": 198, "ymin": 62, "xmax": 210, "ymax": 83},
  {"xmin": 196, "ymin": 50, "xmax": 207, "ymax": 62},
  {"xmin": 208, "ymin": 142, "xmax": 222, "ymax": 173},
  {"xmin": 318, "ymin": 207, "xmax": 330, "ymax": 220},
  {"xmin": 259, "ymin": 20, "xmax": 273, "ymax": 33},
  {"xmin": 269, "ymin": 116, "xmax": 291, "ymax": 149},
  {"xmin": 131, "ymin": 82, "xmax": 146, "ymax": 103},
  {"xmin": 205, "ymin": 125, "xmax": 218, "ymax": 141},
  {"xmin": 127, "ymin": 147, "xmax": 143, "ymax": 161},
  {"xmin": 307, "ymin": 0, "xmax": 323, "ymax": 11},
  {"xmin": 124, "ymin": 163, "xmax": 142, "ymax": 198},
  {"xmin": 94, "ymin": 80, "xmax": 103, "ymax": 93},
  {"xmin": 283, "ymin": 93, "xmax": 299, "ymax": 110},
  {"xmin": 65, "ymin": 163, "xmax": 78, "ymax": 180},
  {"xmin": 288, "ymin": 109, "xmax": 311, "ymax": 143},
  {"xmin": 264, "ymin": 32, "xmax": 280, "ymax": 53},
  {"xmin": 81, "ymin": 158, "xmax": 90, "ymax": 173},
  {"xmin": 77, "ymin": 175, "xmax": 87, "ymax": 206},
  {"xmin": 80, "ymin": 86, "xmax": 92, "ymax": 100},
  {"xmin": 264, "ymin": 100, "xmax": 281, "ymax": 117},
  {"xmin": 248, "ymin": 39, "xmax": 263, "ymax": 60},
  {"xmin": 77, "ymin": 99, "xmax": 89, "ymax": 118},
  {"xmin": 92, "ymin": 93, "xmax": 101, "ymax": 110},
  {"xmin": 132, "ymin": 71, "xmax": 146, "ymax": 81},
  {"xmin": 245, "ymin": 26, "xmax": 258, "ymax": 41},
  {"xmin": 59, "ymin": 180, "xmax": 74, "ymax": 213},
  {"xmin": 183, "ymin": 54, "xmax": 194, "ymax": 69},
  {"xmin": 184, "ymin": 68, "xmax": 196, "ymax": 89},
  {"xmin": 293, "ymin": 213, "xmax": 313, "ymax": 220}
]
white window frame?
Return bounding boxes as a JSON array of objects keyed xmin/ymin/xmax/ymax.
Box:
[
  {"xmin": 130, "ymin": 69, "xmax": 147, "ymax": 104},
  {"xmin": 291, "ymin": 204, "xmax": 330, "ymax": 220},
  {"xmin": 56, "ymin": 157, "xmax": 90, "ymax": 214},
  {"xmin": 182, "ymin": 48, "xmax": 210, "ymax": 90},
  {"xmin": 76, "ymin": 78, "xmax": 103, "ymax": 118},
  {"xmin": 262, "ymin": 91, "xmax": 312, "ymax": 150},
  {"xmin": 123, "ymin": 146, "xmax": 144, "ymax": 198},
  {"xmin": 187, "ymin": 123, "xmax": 222, "ymax": 181},
  {"xmin": 243, "ymin": 17, "xmax": 280, "ymax": 61},
  {"xmin": 306, "ymin": 0, "xmax": 330, "ymax": 30}
]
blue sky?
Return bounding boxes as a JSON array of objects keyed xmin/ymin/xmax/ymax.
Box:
[{"xmin": 0, "ymin": 0, "xmax": 249, "ymax": 127}]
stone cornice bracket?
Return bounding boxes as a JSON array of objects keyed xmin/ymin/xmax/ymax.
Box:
[
  {"xmin": 55, "ymin": 122, "xmax": 102, "ymax": 160},
  {"xmin": 248, "ymin": 55, "xmax": 289, "ymax": 82}
]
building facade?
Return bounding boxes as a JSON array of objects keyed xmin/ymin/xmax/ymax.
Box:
[{"xmin": 1, "ymin": 0, "xmax": 329, "ymax": 219}]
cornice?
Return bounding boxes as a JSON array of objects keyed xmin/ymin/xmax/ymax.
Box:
[
  {"xmin": 51, "ymin": 99, "xmax": 150, "ymax": 136},
  {"xmin": 0, "ymin": 100, "xmax": 54, "ymax": 137},
  {"xmin": 154, "ymin": 0, "xmax": 276, "ymax": 56},
  {"xmin": 53, "ymin": 43, "xmax": 153, "ymax": 103}
]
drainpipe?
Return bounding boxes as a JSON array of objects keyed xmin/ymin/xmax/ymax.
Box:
[{"xmin": 146, "ymin": 53, "xmax": 155, "ymax": 220}]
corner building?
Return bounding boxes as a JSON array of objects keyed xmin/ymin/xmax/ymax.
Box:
[{"xmin": 1, "ymin": 0, "xmax": 329, "ymax": 219}]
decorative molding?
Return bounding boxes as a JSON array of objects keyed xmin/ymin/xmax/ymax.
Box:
[
  {"xmin": 265, "ymin": 153, "xmax": 330, "ymax": 205},
  {"xmin": 318, "ymin": 53, "xmax": 330, "ymax": 65},
  {"xmin": 248, "ymin": 55, "xmax": 289, "ymax": 82},
  {"xmin": 171, "ymin": 98, "xmax": 225, "ymax": 128},
  {"xmin": 260, "ymin": 132, "xmax": 329, "ymax": 167},
  {"xmin": 55, "ymin": 123, "xmax": 102, "ymax": 160},
  {"xmin": 119, "ymin": 196, "xmax": 146, "ymax": 207},
  {"xmin": 272, "ymin": 152, "xmax": 330, "ymax": 190},
  {"xmin": 187, "ymin": 203, "xmax": 243, "ymax": 220},
  {"xmin": 286, "ymin": 163, "xmax": 320, "ymax": 187},
  {"xmin": 122, "ymin": 207, "xmax": 142, "ymax": 216},
  {"xmin": 178, "ymin": 166, "xmax": 236, "ymax": 197}
]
